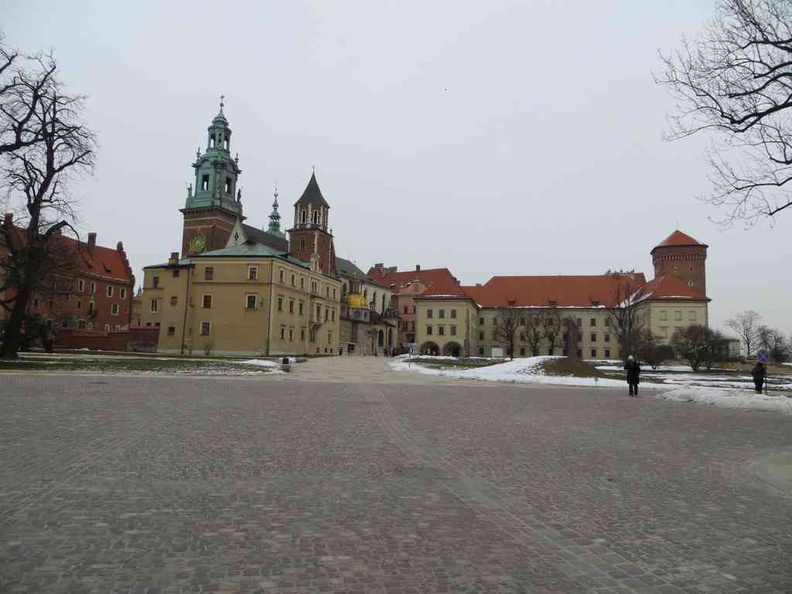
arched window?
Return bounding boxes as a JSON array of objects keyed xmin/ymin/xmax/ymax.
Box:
[
  {"xmin": 300, "ymin": 210, "xmax": 307, "ymax": 224},
  {"xmin": 210, "ymin": 136, "xmax": 216, "ymax": 148},
  {"xmin": 312, "ymin": 211, "xmax": 320, "ymax": 224}
]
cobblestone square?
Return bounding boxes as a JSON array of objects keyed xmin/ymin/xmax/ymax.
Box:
[{"xmin": 0, "ymin": 358, "xmax": 790, "ymax": 593}]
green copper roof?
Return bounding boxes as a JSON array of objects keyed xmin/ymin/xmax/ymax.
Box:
[{"xmin": 195, "ymin": 241, "xmax": 310, "ymax": 269}]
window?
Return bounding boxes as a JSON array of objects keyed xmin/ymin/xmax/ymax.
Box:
[
  {"xmin": 604, "ymin": 349, "xmax": 611, "ymax": 358},
  {"xmin": 78, "ymin": 320, "xmax": 86, "ymax": 329},
  {"xmin": 111, "ymin": 304, "xmax": 119, "ymax": 316},
  {"xmin": 246, "ymin": 294, "xmax": 257, "ymax": 309},
  {"xmin": 289, "ymin": 328, "xmax": 294, "ymax": 341},
  {"xmin": 479, "ymin": 318, "xmax": 484, "ymax": 325},
  {"xmin": 77, "ymin": 300, "xmax": 82, "ymax": 310},
  {"xmin": 450, "ymin": 325, "xmax": 457, "ymax": 336},
  {"xmin": 451, "ymin": 309, "xmax": 457, "ymax": 319},
  {"xmin": 604, "ymin": 333, "xmax": 610, "ymax": 342},
  {"xmin": 205, "ymin": 267, "xmax": 214, "ymax": 280},
  {"xmin": 300, "ymin": 277, "xmax": 305, "ymax": 289},
  {"xmin": 576, "ymin": 317, "xmax": 582, "ymax": 327},
  {"xmin": 689, "ymin": 310, "xmax": 697, "ymax": 321},
  {"xmin": 478, "ymin": 347, "xmax": 484, "ymax": 356},
  {"xmin": 479, "ymin": 332, "xmax": 484, "ymax": 340},
  {"xmin": 167, "ymin": 326, "xmax": 175, "ymax": 336},
  {"xmin": 426, "ymin": 325, "xmax": 433, "ymax": 335},
  {"xmin": 577, "ymin": 349, "xmax": 582, "ymax": 358},
  {"xmin": 280, "ymin": 328, "xmax": 285, "ymax": 339},
  {"xmin": 89, "ymin": 282, "xmax": 96, "ymax": 294},
  {"xmin": 660, "ymin": 310, "xmax": 667, "ymax": 321},
  {"xmin": 225, "ymin": 177, "xmax": 232, "ymax": 193},
  {"xmin": 201, "ymin": 174, "xmax": 209, "ymax": 191},
  {"xmin": 604, "ymin": 318, "xmax": 610, "ymax": 328},
  {"xmin": 172, "ymin": 269, "xmax": 180, "ymax": 278},
  {"xmin": 427, "ymin": 309, "xmax": 433, "ymax": 319},
  {"xmin": 311, "ymin": 281, "xmax": 318, "ymax": 294},
  {"xmin": 316, "ymin": 304, "xmax": 321, "ymax": 319},
  {"xmin": 590, "ymin": 348, "xmax": 597, "ymax": 358},
  {"xmin": 106, "ymin": 285, "xmax": 114, "ymax": 297},
  {"xmin": 324, "ymin": 308, "xmax": 329, "ymax": 322},
  {"xmin": 439, "ymin": 309, "xmax": 445, "ymax": 319},
  {"xmin": 660, "ymin": 326, "xmax": 669, "ymax": 337},
  {"xmin": 289, "ymin": 300, "xmax": 294, "ymax": 314},
  {"xmin": 152, "ymin": 276, "xmax": 160, "ymax": 288},
  {"xmin": 403, "ymin": 306, "xmax": 408, "ymax": 314},
  {"xmin": 520, "ymin": 348, "xmax": 526, "ymax": 356},
  {"xmin": 277, "ymin": 297, "xmax": 283, "ymax": 311},
  {"xmin": 299, "ymin": 301, "xmax": 304, "ymax": 315},
  {"xmin": 331, "ymin": 310, "xmax": 335, "ymax": 321},
  {"xmin": 202, "ymin": 295, "xmax": 212, "ymax": 309},
  {"xmin": 674, "ymin": 310, "xmax": 682, "ymax": 321},
  {"xmin": 248, "ymin": 266, "xmax": 258, "ymax": 281},
  {"xmin": 279, "ymin": 269, "xmax": 284, "ymax": 283},
  {"xmin": 150, "ymin": 299, "xmax": 158, "ymax": 313},
  {"xmin": 200, "ymin": 322, "xmax": 211, "ymax": 335},
  {"xmin": 301, "ymin": 328, "xmax": 305, "ymax": 341},
  {"xmin": 120, "ymin": 288, "xmax": 127, "ymax": 300},
  {"xmin": 438, "ymin": 326, "xmax": 445, "ymax": 336},
  {"xmin": 590, "ymin": 333, "xmax": 597, "ymax": 342},
  {"xmin": 326, "ymin": 286, "xmax": 330, "ymax": 297},
  {"xmin": 590, "ymin": 318, "xmax": 596, "ymax": 326},
  {"xmin": 78, "ymin": 279, "xmax": 85, "ymax": 292},
  {"xmin": 170, "ymin": 296, "xmax": 178, "ymax": 306},
  {"xmin": 291, "ymin": 274, "xmax": 295, "ymax": 286}
]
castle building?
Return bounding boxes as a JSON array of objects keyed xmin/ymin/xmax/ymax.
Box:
[
  {"xmin": 381, "ymin": 230, "xmax": 710, "ymax": 358},
  {"xmin": 0, "ymin": 214, "xmax": 135, "ymax": 334}
]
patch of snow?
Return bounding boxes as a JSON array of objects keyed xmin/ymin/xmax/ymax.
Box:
[
  {"xmin": 657, "ymin": 386, "xmax": 792, "ymax": 414},
  {"xmin": 240, "ymin": 359, "xmax": 279, "ymax": 368}
]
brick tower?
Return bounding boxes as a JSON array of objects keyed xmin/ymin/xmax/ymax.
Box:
[
  {"xmin": 287, "ymin": 173, "xmax": 337, "ymax": 276},
  {"xmin": 180, "ymin": 98, "xmax": 244, "ymax": 258},
  {"xmin": 650, "ymin": 230, "xmax": 708, "ymax": 296}
]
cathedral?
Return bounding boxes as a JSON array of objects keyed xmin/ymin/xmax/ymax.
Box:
[{"xmin": 137, "ymin": 102, "xmax": 397, "ymax": 356}]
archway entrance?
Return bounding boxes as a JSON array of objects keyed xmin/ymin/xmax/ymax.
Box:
[
  {"xmin": 442, "ymin": 342, "xmax": 462, "ymax": 357},
  {"xmin": 419, "ymin": 341, "xmax": 439, "ymax": 356}
]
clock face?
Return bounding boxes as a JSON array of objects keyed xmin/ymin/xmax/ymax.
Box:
[{"xmin": 190, "ymin": 233, "xmax": 206, "ymax": 253}]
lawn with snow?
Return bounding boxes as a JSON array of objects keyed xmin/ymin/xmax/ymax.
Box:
[{"xmin": 393, "ymin": 355, "xmax": 791, "ymax": 413}]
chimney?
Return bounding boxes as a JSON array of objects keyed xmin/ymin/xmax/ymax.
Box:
[
  {"xmin": 117, "ymin": 241, "xmax": 124, "ymax": 252},
  {"xmin": 87, "ymin": 232, "xmax": 97, "ymax": 247},
  {"xmin": 416, "ymin": 264, "xmax": 421, "ymax": 272},
  {"xmin": 3, "ymin": 212, "xmax": 12, "ymax": 226},
  {"xmin": 168, "ymin": 251, "xmax": 179, "ymax": 266},
  {"xmin": 374, "ymin": 262, "xmax": 383, "ymax": 268}
]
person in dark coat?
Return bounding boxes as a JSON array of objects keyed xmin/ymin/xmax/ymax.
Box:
[
  {"xmin": 751, "ymin": 362, "xmax": 766, "ymax": 394},
  {"xmin": 624, "ymin": 355, "xmax": 641, "ymax": 396}
]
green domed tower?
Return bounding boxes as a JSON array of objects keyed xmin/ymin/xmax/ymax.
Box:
[{"xmin": 181, "ymin": 97, "xmax": 244, "ymax": 257}]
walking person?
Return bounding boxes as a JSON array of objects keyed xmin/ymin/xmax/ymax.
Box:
[
  {"xmin": 751, "ymin": 361, "xmax": 766, "ymax": 394},
  {"xmin": 624, "ymin": 355, "xmax": 641, "ymax": 397}
]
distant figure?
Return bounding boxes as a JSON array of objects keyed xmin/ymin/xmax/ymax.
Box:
[
  {"xmin": 751, "ymin": 361, "xmax": 766, "ymax": 394},
  {"xmin": 624, "ymin": 355, "xmax": 641, "ymax": 397}
]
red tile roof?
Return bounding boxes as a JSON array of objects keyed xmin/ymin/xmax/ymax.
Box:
[
  {"xmin": 366, "ymin": 266, "xmax": 461, "ymax": 295},
  {"xmin": 469, "ymin": 274, "xmax": 648, "ymax": 308},
  {"xmin": 652, "ymin": 230, "xmax": 707, "ymax": 252},
  {"xmin": 641, "ymin": 274, "xmax": 709, "ymax": 301}
]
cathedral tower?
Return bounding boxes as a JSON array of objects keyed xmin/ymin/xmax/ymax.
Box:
[
  {"xmin": 287, "ymin": 172, "xmax": 336, "ymax": 276},
  {"xmin": 650, "ymin": 230, "xmax": 708, "ymax": 296},
  {"xmin": 180, "ymin": 98, "xmax": 244, "ymax": 257}
]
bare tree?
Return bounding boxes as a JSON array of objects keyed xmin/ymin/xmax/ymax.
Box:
[
  {"xmin": 671, "ymin": 325, "xmax": 717, "ymax": 372},
  {"xmin": 494, "ymin": 308, "xmax": 521, "ymax": 360},
  {"xmin": 726, "ymin": 310, "xmax": 761, "ymax": 355},
  {"xmin": 0, "ymin": 41, "xmax": 96, "ymax": 358},
  {"xmin": 523, "ymin": 311, "xmax": 543, "ymax": 357},
  {"xmin": 657, "ymin": 0, "xmax": 792, "ymax": 225},
  {"xmin": 606, "ymin": 278, "xmax": 646, "ymax": 359},
  {"xmin": 757, "ymin": 324, "xmax": 790, "ymax": 361},
  {"xmin": 541, "ymin": 308, "xmax": 562, "ymax": 356},
  {"xmin": 561, "ymin": 315, "xmax": 580, "ymax": 358}
]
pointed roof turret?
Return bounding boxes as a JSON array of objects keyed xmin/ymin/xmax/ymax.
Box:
[
  {"xmin": 267, "ymin": 188, "xmax": 285, "ymax": 238},
  {"xmin": 651, "ymin": 230, "xmax": 707, "ymax": 254},
  {"xmin": 295, "ymin": 172, "xmax": 330, "ymax": 207}
]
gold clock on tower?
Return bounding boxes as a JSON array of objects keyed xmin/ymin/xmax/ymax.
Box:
[{"xmin": 189, "ymin": 233, "xmax": 206, "ymax": 253}]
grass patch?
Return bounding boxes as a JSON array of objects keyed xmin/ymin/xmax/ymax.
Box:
[
  {"xmin": 0, "ymin": 354, "xmax": 278, "ymax": 375},
  {"xmin": 542, "ymin": 358, "xmax": 606, "ymax": 378}
]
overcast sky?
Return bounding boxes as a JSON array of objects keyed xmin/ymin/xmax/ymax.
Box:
[{"xmin": 5, "ymin": 0, "xmax": 790, "ymax": 333}]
